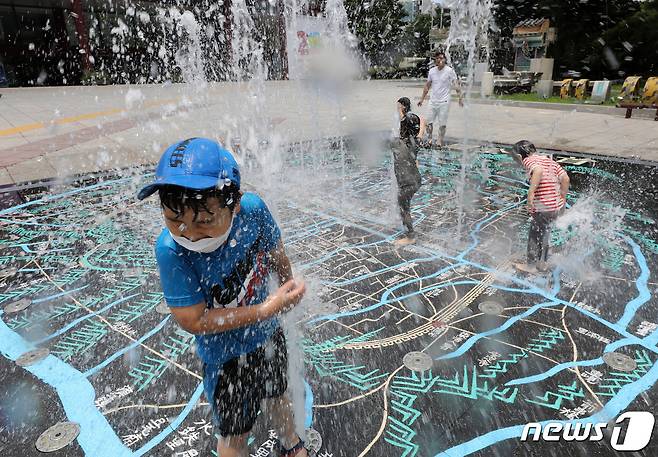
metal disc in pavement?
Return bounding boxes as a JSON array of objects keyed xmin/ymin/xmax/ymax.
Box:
[
  {"xmin": 35, "ymin": 422, "xmax": 80, "ymax": 452},
  {"xmin": 603, "ymin": 352, "xmax": 636, "ymax": 372},
  {"xmin": 4, "ymin": 298, "xmax": 32, "ymax": 314},
  {"xmin": 17, "ymin": 348, "xmax": 50, "ymax": 367},
  {"xmin": 478, "ymin": 301, "xmax": 504, "ymax": 316},
  {"xmin": 305, "ymin": 428, "xmax": 322, "ymax": 453},
  {"xmin": 155, "ymin": 301, "xmax": 170, "ymax": 314},
  {"xmin": 403, "ymin": 351, "xmax": 433, "ymax": 372}
]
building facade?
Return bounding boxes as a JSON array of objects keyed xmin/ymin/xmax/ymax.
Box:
[{"xmin": 512, "ymin": 18, "xmax": 556, "ymax": 71}]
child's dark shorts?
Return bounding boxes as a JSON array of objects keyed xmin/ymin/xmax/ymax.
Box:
[{"xmin": 203, "ymin": 328, "xmax": 288, "ymax": 437}]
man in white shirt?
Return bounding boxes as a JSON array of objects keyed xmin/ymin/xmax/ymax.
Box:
[{"xmin": 417, "ymin": 50, "xmax": 463, "ymax": 148}]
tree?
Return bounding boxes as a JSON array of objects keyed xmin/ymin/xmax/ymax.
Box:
[
  {"xmin": 491, "ymin": 0, "xmax": 643, "ymax": 78},
  {"xmin": 343, "ymin": 0, "xmax": 407, "ymax": 66},
  {"xmin": 399, "ymin": 6, "xmax": 451, "ymax": 59},
  {"xmin": 400, "ymin": 13, "xmax": 432, "ymax": 59},
  {"xmin": 589, "ymin": 0, "xmax": 658, "ymax": 78}
]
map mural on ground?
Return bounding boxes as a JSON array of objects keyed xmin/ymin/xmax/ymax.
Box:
[{"xmin": 1, "ymin": 143, "xmax": 657, "ymax": 456}]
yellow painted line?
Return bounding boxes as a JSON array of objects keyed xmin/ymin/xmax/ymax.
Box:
[
  {"xmin": 56, "ymin": 108, "xmax": 123, "ymax": 124},
  {"xmin": 0, "ymin": 98, "xmax": 178, "ymax": 137},
  {"xmin": 0, "ymin": 122, "xmax": 44, "ymax": 136}
]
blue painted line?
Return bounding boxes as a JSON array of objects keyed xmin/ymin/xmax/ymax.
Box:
[
  {"xmin": 505, "ymin": 358, "xmax": 603, "ymax": 386},
  {"xmin": 396, "ymin": 211, "xmax": 656, "ymax": 353},
  {"xmin": 324, "ymin": 255, "xmax": 443, "ymax": 287},
  {"xmin": 286, "ymin": 219, "xmax": 337, "ymax": 239},
  {"xmin": 304, "ymin": 380, "xmax": 314, "ymax": 428},
  {"xmin": 289, "ymin": 205, "xmax": 391, "ymax": 241},
  {"xmin": 32, "ymin": 285, "xmax": 90, "ymax": 304},
  {"xmin": 0, "ymin": 310, "xmax": 131, "ymax": 456},
  {"xmin": 292, "ymin": 200, "xmax": 435, "ymax": 271},
  {"xmin": 84, "ymin": 316, "xmax": 171, "ymax": 378},
  {"xmin": 617, "ymin": 235, "xmax": 651, "ymax": 329},
  {"xmin": 300, "ymin": 237, "xmax": 393, "ymax": 269},
  {"xmin": 434, "ymin": 354, "xmax": 658, "ymax": 456},
  {"xmin": 505, "ymin": 338, "xmax": 638, "ymax": 387},
  {"xmin": 311, "ymin": 273, "xmax": 536, "ymax": 326},
  {"xmin": 308, "ymin": 264, "xmax": 461, "ymax": 324},
  {"xmin": 458, "ymin": 203, "xmax": 520, "ymax": 260},
  {"xmin": 36, "ymin": 293, "xmax": 139, "ymax": 344},
  {"xmin": 0, "ymin": 177, "xmax": 136, "ymax": 216},
  {"xmin": 449, "ymin": 257, "xmax": 657, "ymax": 352},
  {"xmin": 133, "ymin": 382, "xmax": 205, "ymax": 456},
  {"xmin": 428, "ymin": 218, "xmax": 657, "ymax": 455},
  {"xmin": 311, "ymin": 270, "xmax": 536, "ymax": 329},
  {"xmin": 436, "ymin": 301, "xmax": 560, "ymax": 360},
  {"xmin": 287, "ymin": 224, "xmax": 338, "ymax": 245},
  {"xmin": 419, "ymin": 281, "xmax": 532, "ymax": 295}
]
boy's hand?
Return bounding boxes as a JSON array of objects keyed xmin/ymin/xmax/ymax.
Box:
[{"xmin": 266, "ymin": 279, "xmax": 306, "ymax": 315}]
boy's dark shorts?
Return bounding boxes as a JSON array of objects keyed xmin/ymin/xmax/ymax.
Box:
[{"xmin": 204, "ymin": 328, "xmax": 288, "ymax": 437}]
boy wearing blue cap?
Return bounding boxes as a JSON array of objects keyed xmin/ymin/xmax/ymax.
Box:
[{"xmin": 138, "ymin": 137, "xmax": 308, "ymax": 457}]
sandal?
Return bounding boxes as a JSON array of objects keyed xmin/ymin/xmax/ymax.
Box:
[{"xmin": 279, "ymin": 437, "xmax": 308, "ymax": 456}]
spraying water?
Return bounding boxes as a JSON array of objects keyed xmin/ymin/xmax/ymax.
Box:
[
  {"xmin": 159, "ymin": 8, "xmax": 207, "ymax": 92},
  {"xmin": 553, "ymin": 193, "xmax": 628, "ymax": 283},
  {"xmin": 445, "ymin": 0, "xmax": 494, "ymax": 239}
]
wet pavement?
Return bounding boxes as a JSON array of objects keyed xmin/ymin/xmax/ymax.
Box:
[
  {"xmin": 0, "ymin": 141, "xmax": 657, "ymax": 456},
  {"xmin": 2, "ymin": 81, "xmax": 658, "ymax": 186}
]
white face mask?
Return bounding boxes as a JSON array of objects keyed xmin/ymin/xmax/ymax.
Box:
[{"xmin": 171, "ymin": 216, "xmax": 234, "ymax": 253}]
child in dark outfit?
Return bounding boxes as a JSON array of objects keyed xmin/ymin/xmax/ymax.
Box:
[{"xmin": 393, "ymin": 97, "xmax": 422, "ymax": 246}]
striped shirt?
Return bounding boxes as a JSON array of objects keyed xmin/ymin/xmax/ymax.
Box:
[{"xmin": 522, "ymin": 154, "xmax": 567, "ymax": 212}]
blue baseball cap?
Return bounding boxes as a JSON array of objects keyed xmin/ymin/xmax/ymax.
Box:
[{"xmin": 137, "ymin": 138, "xmax": 241, "ymax": 200}]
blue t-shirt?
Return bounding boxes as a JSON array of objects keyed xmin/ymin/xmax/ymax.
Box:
[{"xmin": 155, "ymin": 192, "xmax": 281, "ymax": 366}]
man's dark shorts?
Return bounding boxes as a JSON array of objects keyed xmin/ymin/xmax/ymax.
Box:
[{"xmin": 203, "ymin": 328, "xmax": 288, "ymax": 437}]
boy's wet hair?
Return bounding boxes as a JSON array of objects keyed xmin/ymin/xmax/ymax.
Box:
[
  {"xmin": 434, "ymin": 50, "xmax": 446, "ymax": 59},
  {"xmin": 513, "ymin": 140, "xmax": 536, "ymax": 159},
  {"xmin": 397, "ymin": 97, "xmax": 411, "ymax": 113},
  {"xmin": 158, "ymin": 184, "xmax": 240, "ymax": 220}
]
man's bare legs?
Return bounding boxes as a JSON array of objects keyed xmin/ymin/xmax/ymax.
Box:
[
  {"xmin": 217, "ymin": 433, "xmax": 249, "ymax": 457},
  {"xmin": 438, "ymin": 125, "xmax": 447, "ymax": 148},
  {"xmin": 264, "ymin": 395, "xmax": 308, "ymax": 455},
  {"xmin": 423, "ymin": 123, "xmax": 446, "ymax": 148}
]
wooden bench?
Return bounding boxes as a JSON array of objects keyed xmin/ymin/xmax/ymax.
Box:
[{"xmin": 617, "ymin": 76, "xmax": 658, "ymax": 121}]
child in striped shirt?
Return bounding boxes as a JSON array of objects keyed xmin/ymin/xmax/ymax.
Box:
[{"xmin": 506, "ymin": 140, "xmax": 570, "ymax": 273}]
